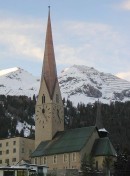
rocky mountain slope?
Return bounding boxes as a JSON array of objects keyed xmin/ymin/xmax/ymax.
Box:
[
  {"xmin": 0, "ymin": 67, "xmax": 40, "ymax": 97},
  {"xmin": 59, "ymin": 65, "xmax": 130, "ymax": 105},
  {"xmin": 0, "ymin": 65, "xmax": 130, "ymax": 105}
]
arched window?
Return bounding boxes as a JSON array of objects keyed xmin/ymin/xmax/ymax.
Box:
[{"xmin": 42, "ymin": 94, "xmax": 45, "ymax": 104}]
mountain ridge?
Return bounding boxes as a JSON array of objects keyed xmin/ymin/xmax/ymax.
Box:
[
  {"xmin": 0, "ymin": 65, "xmax": 130, "ymax": 105},
  {"xmin": 59, "ymin": 65, "xmax": 130, "ymax": 105}
]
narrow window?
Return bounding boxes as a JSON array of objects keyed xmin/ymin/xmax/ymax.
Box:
[
  {"xmin": 40, "ymin": 157, "xmax": 42, "ymax": 165},
  {"xmin": 42, "ymin": 94, "xmax": 45, "ymax": 104},
  {"xmin": 5, "ymin": 159, "xmax": 9, "ymax": 165},
  {"xmin": 6, "ymin": 142, "xmax": 8, "ymax": 147},
  {"xmin": 0, "ymin": 151, "xmax": 2, "ymax": 155},
  {"xmin": 13, "ymin": 141, "xmax": 16, "ymax": 145},
  {"xmin": 0, "ymin": 160, "xmax": 2, "ymax": 164},
  {"xmin": 63, "ymin": 154, "xmax": 68, "ymax": 163},
  {"xmin": 0, "ymin": 143, "xmax": 2, "ymax": 147},
  {"xmin": 43, "ymin": 157, "xmax": 47, "ymax": 165},
  {"xmin": 53, "ymin": 155, "xmax": 57, "ymax": 164},
  {"xmin": 6, "ymin": 150, "xmax": 9, "ymax": 154},
  {"xmin": 13, "ymin": 148, "xmax": 16, "ymax": 153},
  {"xmin": 72, "ymin": 152, "xmax": 76, "ymax": 162}
]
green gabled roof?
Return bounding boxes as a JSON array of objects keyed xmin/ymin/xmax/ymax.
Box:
[
  {"xmin": 31, "ymin": 126, "xmax": 96, "ymax": 157},
  {"xmin": 91, "ymin": 137, "xmax": 117, "ymax": 157}
]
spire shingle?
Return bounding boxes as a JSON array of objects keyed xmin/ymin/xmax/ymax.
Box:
[{"xmin": 41, "ymin": 7, "xmax": 57, "ymax": 99}]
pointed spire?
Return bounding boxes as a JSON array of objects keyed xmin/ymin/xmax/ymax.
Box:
[{"xmin": 42, "ymin": 6, "xmax": 57, "ymax": 99}]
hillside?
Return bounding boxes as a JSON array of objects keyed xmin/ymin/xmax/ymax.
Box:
[{"xmin": 0, "ymin": 95, "xmax": 130, "ymax": 154}]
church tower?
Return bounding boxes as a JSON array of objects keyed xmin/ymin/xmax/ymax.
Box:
[{"xmin": 35, "ymin": 7, "xmax": 64, "ymax": 148}]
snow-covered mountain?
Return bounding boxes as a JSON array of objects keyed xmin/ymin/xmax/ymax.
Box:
[
  {"xmin": 0, "ymin": 67, "xmax": 40, "ymax": 97},
  {"xmin": 0, "ymin": 65, "xmax": 130, "ymax": 105},
  {"xmin": 59, "ymin": 65, "xmax": 130, "ymax": 105}
]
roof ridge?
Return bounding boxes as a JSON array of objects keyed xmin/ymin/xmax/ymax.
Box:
[{"xmin": 79, "ymin": 126, "xmax": 96, "ymax": 151}]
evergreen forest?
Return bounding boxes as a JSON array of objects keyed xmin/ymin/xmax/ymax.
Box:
[{"xmin": 0, "ymin": 95, "xmax": 130, "ymax": 155}]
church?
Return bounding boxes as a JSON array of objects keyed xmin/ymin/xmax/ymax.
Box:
[{"xmin": 31, "ymin": 7, "xmax": 116, "ymax": 171}]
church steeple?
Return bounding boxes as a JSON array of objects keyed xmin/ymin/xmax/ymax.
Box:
[
  {"xmin": 41, "ymin": 6, "xmax": 57, "ymax": 99},
  {"xmin": 35, "ymin": 8, "xmax": 64, "ymax": 148}
]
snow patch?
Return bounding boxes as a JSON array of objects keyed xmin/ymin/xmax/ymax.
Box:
[
  {"xmin": 0, "ymin": 67, "xmax": 19, "ymax": 76},
  {"xmin": 16, "ymin": 121, "xmax": 35, "ymax": 137}
]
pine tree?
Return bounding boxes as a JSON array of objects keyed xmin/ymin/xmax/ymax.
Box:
[{"xmin": 81, "ymin": 154, "xmax": 95, "ymax": 175}]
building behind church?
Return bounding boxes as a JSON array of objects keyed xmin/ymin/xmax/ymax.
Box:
[{"xmin": 0, "ymin": 137, "xmax": 34, "ymax": 166}]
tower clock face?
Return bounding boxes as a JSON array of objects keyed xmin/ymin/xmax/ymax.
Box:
[
  {"xmin": 42, "ymin": 104, "xmax": 51, "ymax": 120},
  {"xmin": 36, "ymin": 104, "xmax": 64, "ymax": 127},
  {"xmin": 36, "ymin": 104, "xmax": 51, "ymax": 124},
  {"xmin": 52, "ymin": 105, "xmax": 63, "ymax": 123}
]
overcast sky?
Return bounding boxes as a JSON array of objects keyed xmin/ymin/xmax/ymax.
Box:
[{"xmin": 0, "ymin": 0, "xmax": 130, "ymax": 81}]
